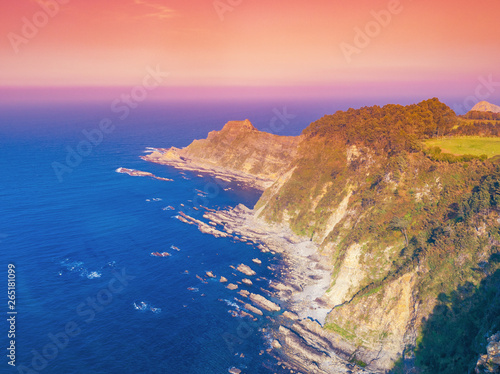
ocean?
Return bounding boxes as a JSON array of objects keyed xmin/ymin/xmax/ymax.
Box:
[{"xmin": 0, "ymin": 97, "xmax": 405, "ymax": 373}]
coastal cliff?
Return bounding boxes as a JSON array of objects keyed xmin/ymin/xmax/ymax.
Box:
[{"xmin": 145, "ymin": 99, "xmax": 500, "ymax": 373}]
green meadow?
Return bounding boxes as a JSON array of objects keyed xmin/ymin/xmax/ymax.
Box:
[{"xmin": 425, "ymin": 137, "xmax": 500, "ymax": 158}]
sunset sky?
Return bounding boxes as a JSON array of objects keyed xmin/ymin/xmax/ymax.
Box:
[{"xmin": 1, "ymin": 0, "xmax": 500, "ymax": 104}]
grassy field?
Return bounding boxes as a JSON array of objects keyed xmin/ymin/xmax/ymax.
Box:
[{"xmin": 425, "ymin": 137, "xmax": 500, "ymax": 158}]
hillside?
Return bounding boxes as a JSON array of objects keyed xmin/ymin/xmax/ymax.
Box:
[
  {"xmin": 254, "ymin": 99, "xmax": 500, "ymax": 372},
  {"xmin": 145, "ymin": 99, "xmax": 500, "ymax": 373}
]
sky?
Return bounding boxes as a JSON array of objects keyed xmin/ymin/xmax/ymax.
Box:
[{"xmin": 1, "ymin": 0, "xmax": 500, "ymax": 105}]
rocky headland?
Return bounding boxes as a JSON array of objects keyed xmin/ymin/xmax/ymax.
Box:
[{"xmin": 142, "ymin": 119, "xmax": 301, "ymax": 190}]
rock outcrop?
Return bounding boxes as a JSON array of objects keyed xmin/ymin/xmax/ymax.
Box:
[
  {"xmin": 237, "ymin": 263, "xmax": 256, "ymax": 276},
  {"xmin": 476, "ymin": 332, "xmax": 500, "ymax": 373},
  {"xmin": 116, "ymin": 167, "xmax": 173, "ymax": 181},
  {"xmin": 249, "ymin": 293, "xmax": 281, "ymax": 312}
]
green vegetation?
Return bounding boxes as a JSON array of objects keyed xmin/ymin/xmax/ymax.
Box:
[
  {"xmin": 450, "ymin": 111, "xmax": 500, "ymax": 136},
  {"xmin": 304, "ymin": 98, "xmax": 456, "ymax": 153},
  {"xmin": 350, "ymin": 356, "xmax": 368, "ymax": 368},
  {"xmin": 415, "ymin": 267, "xmax": 500, "ymax": 374},
  {"xmin": 166, "ymin": 98, "xmax": 500, "ymax": 372},
  {"xmin": 425, "ymin": 137, "xmax": 500, "ymax": 158},
  {"xmin": 324, "ymin": 322, "xmax": 356, "ymax": 341},
  {"xmin": 463, "ymin": 110, "xmax": 500, "ymax": 121}
]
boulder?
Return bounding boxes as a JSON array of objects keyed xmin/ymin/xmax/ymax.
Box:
[{"xmin": 237, "ymin": 264, "xmax": 256, "ymax": 276}]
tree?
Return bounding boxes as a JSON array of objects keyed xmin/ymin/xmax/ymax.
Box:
[{"xmin": 390, "ymin": 217, "xmax": 410, "ymax": 247}]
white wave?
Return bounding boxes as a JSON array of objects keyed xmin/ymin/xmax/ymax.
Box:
[
  {"xmin": 60, "ymin": 259, "xmax": 104, "ymax": 280},
  {"xmin": 85, "ymin": 271, "xmax": 102, "ymax": 279},
  {"xmin": 133, "ymin": 301, "xmax": 162, "ymax": 314},
  {"xmin": 221, "ymin": 299, "xmax": 240, "ymax": 310}
]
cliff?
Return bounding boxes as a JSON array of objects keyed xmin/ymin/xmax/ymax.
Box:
[{"xmin": 144, "ymin": 99, "xmax": 500, "ymax": 373}]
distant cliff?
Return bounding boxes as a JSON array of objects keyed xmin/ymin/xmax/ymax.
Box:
[
  {"xmin": 145, "ymin": 99, "xmax": 500, "ymax": 373},
  {"xmin": 471, "ymin": 100, "xmax": 500, "ymax": 113}
]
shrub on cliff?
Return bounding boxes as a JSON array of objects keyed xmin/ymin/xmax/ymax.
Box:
[{"xmin": 303, "ymin": 98, "xmax": 457, "ymax": 153}]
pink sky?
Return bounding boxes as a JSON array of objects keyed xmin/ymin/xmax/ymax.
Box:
[{"xmin": 1, "ymin": 0, "xmax": 499, "ymax": 102}]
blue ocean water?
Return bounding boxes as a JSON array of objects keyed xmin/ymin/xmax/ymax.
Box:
[{"xmin": 0, "ymin": 98, "xmax": 381, "ymax": 373}]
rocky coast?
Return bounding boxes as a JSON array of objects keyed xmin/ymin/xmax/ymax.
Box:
[
  {"xmin": 175, "ymin": 204, "xmax": 376, "ymax": 373},
  {"xmin": 139, "ymin": 102, "xmax": 500, "ymax": 373},
  {"xmin": 141, "ymin": 120, "xmax": 384, "ymax": 373}
]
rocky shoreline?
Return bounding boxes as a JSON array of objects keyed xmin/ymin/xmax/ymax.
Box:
[
  {"xmin": 141, "ymin": 148, "xmax": 274, "ymax": 190},
  {"xmin": 142, "ymin": 136, "xmax": 382, "ymax": 372},
  {"xmin": 174, "ymin": 204, "xmax": 377, "ymax": 373}
]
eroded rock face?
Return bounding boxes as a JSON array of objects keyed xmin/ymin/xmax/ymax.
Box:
[
  {"xmin": 324, "ymin": 242, "xmax": 364, "ymax": 306},
  {"xmin": 326, "ymin": 272, "xmax": 418, "ymax": 370},
  {"xmin": 275, "ymin": 323, "xmax": 372, "ymax": 374},
  {"xmin": 476, "ymin": 332, "xmax": 500, "ymax": 373}
]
